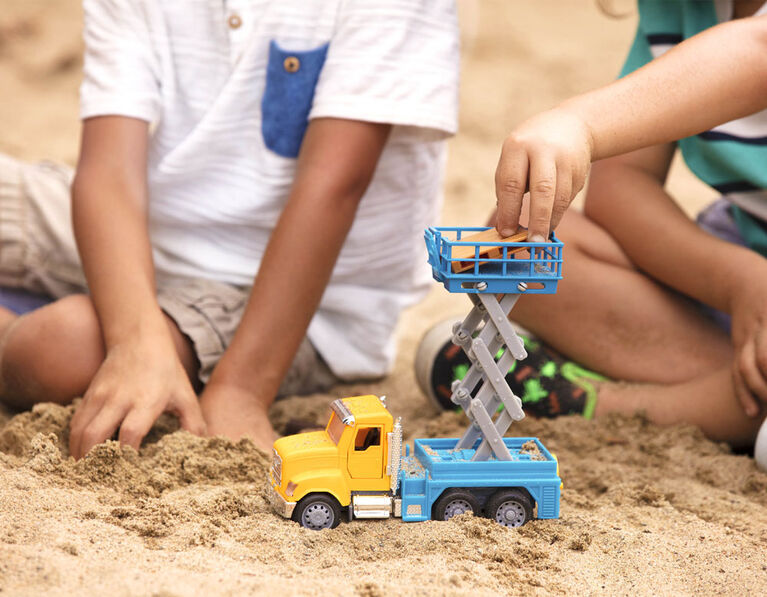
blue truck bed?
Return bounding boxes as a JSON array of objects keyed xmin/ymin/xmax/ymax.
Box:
[{"xmin": 398, "ymin": 437, "xmax": 561, "ymax": 522}]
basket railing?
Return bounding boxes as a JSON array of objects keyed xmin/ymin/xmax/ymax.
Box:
[{"xmin": 425, "ymin": 226, "xmax": 563, "ymax": 282}]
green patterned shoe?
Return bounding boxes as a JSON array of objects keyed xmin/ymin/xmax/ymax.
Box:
[
  {"xmin": 509, "ymin": 336, "xmax": 605, "ymax": 419},
  {"xmin": 415, "ymin": 318, "xmax": 605, "ymax": 417}
]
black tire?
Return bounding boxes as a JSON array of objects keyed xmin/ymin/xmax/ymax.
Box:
[
  {"xmin": 433, "ymin": 489, "xmax": 480, "ymax": 521},
  {"xmin": 292, "ymin": 494, "xmax": 343, "ymax": 531},
  {"xmin": 485, "ymin": 489, "xmax": 533, "ymax": 528}
]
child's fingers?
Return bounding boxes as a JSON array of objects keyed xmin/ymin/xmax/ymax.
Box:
[
  {"xmin": 742, "ymin": 338, "xmax": 767, "ymax": 403},
  {"xmin": 174, "ymin": 393, "xmax": 207, "ymax": 437},
  {"xmin": 69, "ymin": 389, "xmax": 110, "ymax": 459},
  {"xmin": 549, "ymin": 161, "xmax": 573, "ymax": 232},
  {"xmin": 118, "ymin": 403, "xmax": 164, "ymax": 452},
  {"xmin": 495, "ymin": 142, "xmax": 529, "ymax": 237},
  {"xmin": 734, "ymin": 341, "xmax": 764, "ymax": 417},
  {"xmin": 754, "ymin": 327, "xmax": 767, "ymax": 381},
  {"xmin": 527, "ymin": 152, "xmax": 556, "ymax": 242},
  {"xmin": 572, "ymin": 161, "xmax": 589, "ymax": 198},
  {"xmin": 77, "ymin": 400, "xmax": 132, "ymax": 458},
  {"xmin": 733, "ymin": 366, "xmax": 759, "ymax": 419}
]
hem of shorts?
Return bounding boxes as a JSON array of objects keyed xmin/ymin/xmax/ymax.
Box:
[{"xmin": 157, "ymin": 293, "xmax": 223, "ymax": 385}]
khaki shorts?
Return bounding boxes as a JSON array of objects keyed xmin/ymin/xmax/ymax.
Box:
[{"xmin": 0, "ymin": 153, "xmax": 337, "ymax": 394}]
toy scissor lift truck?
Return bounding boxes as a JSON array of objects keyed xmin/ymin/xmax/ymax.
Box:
[{"xmin": 268, "ymin": 227, "xmax": 564, "ymax": 530}]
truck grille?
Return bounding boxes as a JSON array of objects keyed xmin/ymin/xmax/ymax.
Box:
[{"xmin": 271, "ymin": 449, "xmax": 282, "ymax": 485}]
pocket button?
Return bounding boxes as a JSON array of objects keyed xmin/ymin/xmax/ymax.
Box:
[
  {"xmin": 283, "ymin": 56, "xmax": 301, "ymax": 73},
  {"xmin": 228, "ymin": 13, "xmax": 242, "ymax": 29}
]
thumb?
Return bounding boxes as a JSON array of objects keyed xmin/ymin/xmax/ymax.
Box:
[{"xmin": 175, "ymin": 394, "xmax": 208, "ymax": 437}]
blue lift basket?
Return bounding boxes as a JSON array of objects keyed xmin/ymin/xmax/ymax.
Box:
[{"xmin": 424, "ymin": 226, "xmax": 563, "ymax": 295}]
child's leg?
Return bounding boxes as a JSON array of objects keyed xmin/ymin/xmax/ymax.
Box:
[
  {"xmin": 0, "ymin": 307, "xmax": 16, "ymax": 331},
  {"xmin": 513, "ymin": 210, "xmax": 733, "ymax": 383},
  {"xmin": 596, "ymin": 365, "xmax": 763, "ymax": 447},
  {"xmin": 509, "ymin": 210, "xmax": 764, "ymax": 444},
  {"xmin": 0, "ymin": 294, "xmax": 200, "ymax": 409},
  {"xmin": 0, "ymin": 154, "xmax": 200, "ymax": 408}
]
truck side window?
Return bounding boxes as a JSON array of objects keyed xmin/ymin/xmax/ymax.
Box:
[{"xmin": 354, "ymin": 427, "xmax": 381, "ymax": 451}]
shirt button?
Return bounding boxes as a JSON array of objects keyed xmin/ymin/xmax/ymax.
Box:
[
  {"xmin": 284, "ymin": 56, "xmax": 300, "ymax": 73},
  {"xmin": 228, "ymin": 13, "xmax": 242, "ymax": 29}
]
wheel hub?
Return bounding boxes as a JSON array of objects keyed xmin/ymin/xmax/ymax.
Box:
[
  {"xmin": 303, "ymin": 503, "xmax": 332, "ymax": 529},
  {"xmin": 444, "ymin": 499, "xmax": 473, "ymax": 519},
  {"xmin": 496, "ymin": 500, "xmax": 525, "ymax": 527}
]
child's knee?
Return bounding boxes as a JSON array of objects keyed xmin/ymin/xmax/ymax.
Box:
[
  {"xmin": 554, "ymin": 210, "xmax": 633, "ymax": 269},
  {"xmin": 0, "ymin": 295, "xmax": 104, "ymax": 405}
]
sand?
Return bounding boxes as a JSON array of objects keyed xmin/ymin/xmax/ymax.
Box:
[{"xmin": 1, "ymin": 1, "xmax": 766, "ymax": 595}]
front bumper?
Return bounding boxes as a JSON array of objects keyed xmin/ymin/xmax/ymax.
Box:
[{"xmin": 268, "ymin": 478, "xmax": 297, "ymax": 519}]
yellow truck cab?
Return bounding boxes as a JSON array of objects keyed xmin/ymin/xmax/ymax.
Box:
[{"xmin": 268, "ymin": 395, "xmax": 402, "ymax": 530}]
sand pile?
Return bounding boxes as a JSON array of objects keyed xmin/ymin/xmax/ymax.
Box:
[
  {"xmin": 1, "ymin": 400, "xmax": 766, "ymax": 595},
  {"xmin": 2, "ymin": 0, "xmax": 766, "ymax": 595}
]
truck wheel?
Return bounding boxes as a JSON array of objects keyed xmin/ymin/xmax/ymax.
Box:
[
  {"xmin": 292, "ymin": 494, "xmax": 342, "ymax": 531},
  {"xmin": 486, "ymin": 489, "xmax": 533, "ymax": 528},
  {"xmin": 433, "ymin": 490, "xmax": 480, "ymax": 521}
]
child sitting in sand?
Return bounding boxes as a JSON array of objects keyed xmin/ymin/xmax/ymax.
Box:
[
  {"xmin": 0, "ymin": 0, "xmax": 458, "ymax": 457},
  {"xmin": 419, "ymin": 0, "xmax": 767, "ymax": 448}
]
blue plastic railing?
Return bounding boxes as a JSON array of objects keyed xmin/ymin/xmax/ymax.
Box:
[{"xmin": 424, "ymin": 226, "xmax": 563, "ymax": 294}]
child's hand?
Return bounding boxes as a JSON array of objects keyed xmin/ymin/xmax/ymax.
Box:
[
  {"xmin": 199, "ymin": 380, "xmax": 277, "ymax": 452},
  {"xmin": 68, "ymin": 336, "xmax": 206, "ymax": 459},
  {"xmin": 730, "ymin": 280, "xmax": 767, "ymax": 418},
  {"xmin": 495, "ymin": 107, "xmax": 594, "ymax": 241}
]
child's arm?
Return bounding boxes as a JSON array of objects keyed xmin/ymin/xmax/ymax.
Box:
[
  {"xmin": 69, "ymin": 116, "xmax": 206, "ymax": 459},
  {"xmin": 198, "ymin": 118, "xmax": 390, "ymax": 447},
  {"xmin": 495, "ymin": 13, "xmax": 767, "ymax": 240}
]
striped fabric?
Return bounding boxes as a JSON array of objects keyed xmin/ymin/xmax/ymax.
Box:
[{"xmin": 621, "ymin": 0, "xmax": 767, "ymax": 235}]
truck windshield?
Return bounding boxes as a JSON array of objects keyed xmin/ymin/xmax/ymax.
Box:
[{"xmin": 327, "ymin": 413, "xmax": 345, "ymax": 445}]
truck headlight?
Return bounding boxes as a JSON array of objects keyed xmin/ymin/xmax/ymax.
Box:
[{"xmin": 272, "ymin": 449, "xmax": 282, "ymax": 485}]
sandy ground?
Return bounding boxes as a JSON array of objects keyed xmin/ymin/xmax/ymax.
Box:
[{"xmin": 1, "ymin": 1, "xmax": 765, "ymax": 595}]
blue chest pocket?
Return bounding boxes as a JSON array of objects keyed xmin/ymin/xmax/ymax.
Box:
[{"xmin": 261, "ymin": 40, "xmax": 329, "ymax": 159}]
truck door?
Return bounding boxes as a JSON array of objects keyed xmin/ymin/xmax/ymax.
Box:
[{"xmin": 347, "ymin": 426, "xmax": 384, "ymax": 479}]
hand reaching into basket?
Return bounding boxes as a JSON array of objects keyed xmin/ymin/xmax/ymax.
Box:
[{"xmin": 494, "ymin": 107, "xmax": 592, "ymax": 244}]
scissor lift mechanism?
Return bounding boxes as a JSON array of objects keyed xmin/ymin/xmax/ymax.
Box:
[{"xmin": 424, "ymin": 226, "xmax": 564, "ymax": 462}]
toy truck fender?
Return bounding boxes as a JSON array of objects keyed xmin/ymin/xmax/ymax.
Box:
[{"xmin": 287, "ymin": 468, "xmax": 352, "ymax": 508}]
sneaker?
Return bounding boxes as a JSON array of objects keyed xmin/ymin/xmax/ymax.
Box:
[{"xmin": 415, "ymin": 317, "xmax": 605, "ymax": 418}]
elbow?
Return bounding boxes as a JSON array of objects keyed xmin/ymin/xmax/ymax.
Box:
[
  {"xmin": 71, "ymin": 162, "xmax": 146, "ymax": 210},
  {"xmin": 339, "ymin": 174, "xmax": 374, "ymax": 207},
  {"xmin": 313, "ymin": 173, "xmax": 373, "ymax": 215},
  {"xmin": 70, "ymin": 165, "xmax": 103, "ymax": 218}
]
